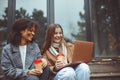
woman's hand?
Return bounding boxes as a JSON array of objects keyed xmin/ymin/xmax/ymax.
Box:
[
  {"xmin": 27, "ymin": 69, "xmax": 43, "ymax": 75},
  {"xmin": 55, "ymin": 59, "xmax": 66, "ymax": 70},
  {"xmin": 41, "ymin": 58, "xmax": 47, "ymax": 69}
]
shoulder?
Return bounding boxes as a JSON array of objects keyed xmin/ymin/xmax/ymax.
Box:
[
  {"xmin": 2, "ymin": 43, "xmax": 11, "ymax": 50},
  {"xmin": 2, "ymin": 43, "xmax": 13, "ymax": 55},
  {"xmin": 66, "ymin": 42, "xmax": 74, "ymax": 47},
  {"xmin": 28, "ymin": 42, "xmax": 38, "ymax": 47},
  {"xmin": 65, "ymin": 42, "xmax": 74, "ymax": 51},
  {"xmin": 28, "ymin": 42, "xmax": 41, "ymax": 53}
]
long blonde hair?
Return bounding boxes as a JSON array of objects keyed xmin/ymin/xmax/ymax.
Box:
[{"xmin": 41, "ymin": 23, "xmax": 64, "ymax": 54}]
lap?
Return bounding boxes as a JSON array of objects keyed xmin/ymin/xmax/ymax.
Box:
[{"xmin": 22, "ymin": 75, "xmax": 40, "ymax": 80}]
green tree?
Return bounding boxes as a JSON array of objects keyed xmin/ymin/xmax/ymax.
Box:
[
  {"xmin": 15, "ymin": 7, "xmax": 30, "ymax": 19},
  {"xmin": 0, "ymin": 7, "xmax": 8, "ymax": 28},
  {"xmin": 0, "ymin": 7, "xmax": 47, "ymax": 48},
  {"xmin": 31, "ymin": 9, "xmax": 47, "ymax": 47}
]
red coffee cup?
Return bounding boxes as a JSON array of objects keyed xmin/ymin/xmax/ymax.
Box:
[
  {"xmin": 34, "ymin": 59, "xmax": 43, "ymax": 70},
  {"xmin": 56, "ymin": 53, "xmax": 64, "ymax": 62}
]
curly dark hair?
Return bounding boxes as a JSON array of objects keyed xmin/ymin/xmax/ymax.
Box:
[{"xmin": 7, "ymin": 18, "xmax": 39, "ymax": 46}]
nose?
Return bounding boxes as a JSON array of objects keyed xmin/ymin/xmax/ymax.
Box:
[
  {"xmin": 31, "ymin": 31, "xmax": 35, "ymax": 35},
  {"xmin": 57, "ymin": 33, "xmax": 61, "ymax": 36}
]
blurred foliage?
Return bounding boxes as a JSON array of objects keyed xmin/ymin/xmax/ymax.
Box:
[{"xmin": 0, "ymin": 7, "xmax": 47, "ymax": 48}]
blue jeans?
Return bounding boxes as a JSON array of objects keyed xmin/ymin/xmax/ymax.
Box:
[
  {"xmin": 53, "ymin": 63, "xmax": 90, "ymax": 80},
  {"xmin": 5, "ymin": 66, "xmax": 50, "ymax": 80}
]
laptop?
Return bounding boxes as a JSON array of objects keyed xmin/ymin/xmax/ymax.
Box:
[
  {"xmin": 72, "ymin": 40, "xmax": 94, "ymax": 63},
  {"xmin": 60, "ymin": 40, "xmax": 94, "ymax": 69}
]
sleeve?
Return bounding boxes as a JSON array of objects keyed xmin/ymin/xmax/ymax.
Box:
[
  {"xmin": 1, "ymin": 46, "xmax": 28, "ymax": 80},
  {"xmin": 34, "ymin": 42, "xmax": 43, "ymax": 59},
  {"xmin": 43, "ymin": 52, "xmax": 57, "ymax": 74}
]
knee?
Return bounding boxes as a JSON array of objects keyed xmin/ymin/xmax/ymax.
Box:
[
  {"xmin": 54, "ymin": 67, "xmax": 76, "ymax": 80},
  {"xmin": 43, "ymin": 65, "xmax": 50, "ymax": 73},
  {"xmin": 59, "ymin": 67, "xmax": 76, "ymax": 77},
  {"xmin": 77, "ymin": 63, "xmax": 90, "ymax": 72},
  {"xmin": 40, "ymin": 66, "xmax": 50, "ymax": 80}
]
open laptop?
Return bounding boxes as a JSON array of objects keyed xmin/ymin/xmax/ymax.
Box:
[
  {"xmin": 60, "ymin": 40, "xmax": 94, "ymax": 69},
  {"xmin": 72, "ymin": 40, "xmax": 94, "ymax": 63},
  {"xmin": 61, "ymin": 40, "xmax": 94, "ymax": 69}
]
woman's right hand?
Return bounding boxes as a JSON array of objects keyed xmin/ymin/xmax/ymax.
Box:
[{"xmin": 27, "ymin": 69, "xmax": 43, "ymax": 75}]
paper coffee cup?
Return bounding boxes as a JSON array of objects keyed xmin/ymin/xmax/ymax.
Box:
[
  {"xmin": 34, "ymin": 59, "xmax": 43, "ymax": 70},
  {"xmin": 56, "ymin": 53, "xmax": 64, "ymax": 62}
]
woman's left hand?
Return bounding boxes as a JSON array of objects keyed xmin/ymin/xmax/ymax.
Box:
[
  {"xmin": 55, "ymin": 59, "xmax": 66, "ymax": 69},
  {"xmin": 41, "ymin": 58, "xmax": 47, "ymax": 69}
]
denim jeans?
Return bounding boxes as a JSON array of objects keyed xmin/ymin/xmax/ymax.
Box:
[{"xmin": 53, "ymin": 63, "xmax": 90, "ymax": 80}]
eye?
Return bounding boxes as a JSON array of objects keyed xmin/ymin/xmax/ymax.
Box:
[
  {"xmin": 27, "ymin": 28, "xmax": 35, "ymax": 33},
  {"xmin": 59, "ymin": 32, "xmax": 62, "ymax": 34},
  {"xmin": 55, "ymin": 32, "xmax": 58, "ymax": 34}
]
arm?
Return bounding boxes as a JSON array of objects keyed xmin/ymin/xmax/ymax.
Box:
[
  {"xmin": 1, "ymin": 46, "xmax": 28, "ymax": 79},
  {"xmin": 43, "ymin": 52, "xmax": 57, "ymax": 74},
  {"xmin": 33, "ymin": 43, "xmax": 47, "ymax": 69}
]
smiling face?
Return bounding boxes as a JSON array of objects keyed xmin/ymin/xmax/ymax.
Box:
[
  {"xmin": 20, "ymin": 26, "xmax": 36, "ymax": 45},
  {"xmin": 53, "ymin": 27, "xmax": 63, "ymax": 43}
]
